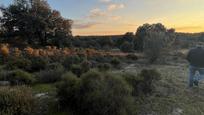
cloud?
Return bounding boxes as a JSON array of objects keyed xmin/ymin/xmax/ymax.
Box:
[
  {"xmin": 88, "ymin": 8, "xmax": 122, "ymax": 21},
  {"xmin": 88, "ymin": 3, "xmax": 125, "ymax": 20},
  {"xmin": 110, "ymin": 16, "xmax": 122, "ymax": 21},
  {"xmin": 108, "ymin": 3, "xmax": 125, "ymax": 11},
  {"xmin": 100, "ymin": 0, "xmax": 111, "ymax": 3},
  {"xmin": 89, "ymin": 8, "xmax": 107, "ymax": 18},
  {"xmin": 73, "ymin": 20, "xmax": 101, "ymax": 29}
]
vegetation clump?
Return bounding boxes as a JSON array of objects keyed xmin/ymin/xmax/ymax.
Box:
[
  {"xmin": 56, "ymin": 70, "xmax": 137, "ymax": 115},
  {"xmin": 123, "ymin": 69, "xmax": 161, "ymax": 96},
  {"xmin": 8, "ymin": 69, "xmax": 35, "ymax": 85},
  {"xmin": 0, "ymin": 86, "xmax": 36, "ymax": 115},
  {"xmin": 36, "ymin": 63, "xmax": 65, "ymax": 83}
]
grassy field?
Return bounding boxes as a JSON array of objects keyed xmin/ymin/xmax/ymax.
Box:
[{"xmin": 117, "ymin": 51, "xmax": 204, "ymax": 115}]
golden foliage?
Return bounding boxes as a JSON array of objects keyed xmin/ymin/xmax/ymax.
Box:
[
  {"xmin": 0, "ymin": 44, "xmax": 9, "ymax": 57},
  {"xmin": 0, "ymin": 44, "xmax": 128, "ymax": 59}
]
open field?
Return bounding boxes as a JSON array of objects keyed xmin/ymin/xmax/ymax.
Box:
[
  {"xmin": 1, "ymin": 0, "xmax": 204, "ymax": 114},
  {"xmin": 114, "ymin": 50, "xmax": 204, "ymax": 115}
]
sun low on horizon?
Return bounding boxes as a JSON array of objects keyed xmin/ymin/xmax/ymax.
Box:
[{"xmin": 1, "ymin": 0, "xmax": 204, "ymax": 36}]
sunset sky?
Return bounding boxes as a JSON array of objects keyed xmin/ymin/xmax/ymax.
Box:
[{"xmin": 1, "ymin": 0, "xmax": 204, "ymax": 35}]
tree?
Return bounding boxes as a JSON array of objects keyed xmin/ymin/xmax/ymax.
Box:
[
  {"xmin": 123, "ymin": 32, "xmax": 135, "ymax": 43},
  {"xmin": 0, "ymin": 0, "xmax": 73, "ymax": 46},
  {"xmin": 134, "ymin": 24, "xmax": 150, "ymax": 51},
  {"xmin": 99, "ymin": 37, "xmax": 113, "ymax": 50},
  {"xmin": 116, "ymin": 32, "xmax": 135, "ymax": 48},
  {"xmin": 120, "ymin": 41, "xmax": 134, "ymax": 53},
  {"xmin": 135, "ymin": 23, "xmax": 176, "ymax": 63}
]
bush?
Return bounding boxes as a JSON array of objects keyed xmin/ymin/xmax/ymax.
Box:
[
  {"xmin": 56, "ymin": 72, "xmax": 81, "ymax": 111},
  {"xmin": 63, "ymin": 55, "xmax": 83, "ymax": 70},
  {"xmin": 110, "ymin": 57, "xmax": 121, "ymax": 68},
  {"xmin": 120, "ymin": 42, "xmax": 134, "ymax": 53},
  {"xmin": 36, "ymin": 64, "xmax": 64, "ymax": 83},
  {"xmin": 30, "ymin": 57, "xmax": 49, "ymax": 72},
  {"xmin": 90, "ymin": 55, "xmax": 112, "ymax": 63},
  {"xmin": 80, "ymin": 60, "xmax": 91, "ymax": 73},
  {"xmin": 123, "ymin": 69, "xmax": 161, "ymax": 96},
  {"xmin": 122, "ymin": 73, "xmax": 143, "ymax": 96},
  {"xmin": 0, "ymin": 69, "xmax": 10, "ymax": 81},
  {"xmin": 5, "ymin": 56, "xmax": 31, "ymax": 71},
  {"xmin": 8, "ymin": 70, "xmax": 35, "ymax": 85},
  {"xmin": 97, "ymin": 63, "xmax": 111, "ymax": 72},
  {"xmin": 56, "ymin": 70, "xmax": 137, "ymax": 115},
  {"xmin": 138, "ymin": 69, "xmax": 161, "ymax": 94},
  {"xmin": 0, "ymin": 86, "xmax": 36, "ymax": 115},
  {"xmin": 126, "ymin": 54, "xmax": 138, "ymax": 60},
  {"xmin": 71, "ymin": 64, "xmax": 82, "ymax": 77}
]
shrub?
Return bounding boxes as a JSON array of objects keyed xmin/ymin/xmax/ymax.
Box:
[
  {"xmin": 5, "ymin": 56, "xmax": 32, "ymax": 70},
  {"xmin": 56, "ymin": 70, "xmax": 137, "ymax": 115},
  {"xmin": 124, "ymin": 69, "xmax": 161, "ymax": 96},
  {"xmin": 126, "ymin": 54, "xmax": 138, "ymax": 60},
  {"xmin": 91, "ymin": 55, "xmax": 111, "ymax": 63},
  {"xmin": 122, "ymin": 73, "xmax": 143, "ymax": 96},
  {"xmin": 138, "ymin": 69, "xmax": 161, "ymax": 94},
  {"xmin": 0, "ymin": 86, "xmax": 36, "ymax": 115},
  {"xmin": 63, "ymin": 55, "xmax": 83, "ymax": 70},
  {"xmin": 97, "ymin": 63, "xmax": 111, "ymax": 72},
  {"xmin": 71, "ymin": 64, "xmax": 82, "ymax": 77},
  {"xmin": 110, "ymin": 57, "xmax": 121, "ymax": 68},
  {"xmin": 80, "ymin": 60, "xmax": 91, "ymax": 73},
  {"xmin": 30, "ymin": 57, "xmax": 49, "ymax": 72},
  {"xmin": 120, "ymin": 42, "xmax": 134, "ymax": 53},
  {"xmin": 0, "ymin": 70, "xmax": 10, "ymax": 81},
  {"xmin": 8, "ymin": 70, "xmax": 36, "ymax": 85},
  {"xmin": 36, "ymin": 64, "xmax": 65, "ymax": 83},
  {"xmin": 47, "ymin": 63, "xmax": 64, "ymax": 70},
  {"xmin": 56, "ymin": 72, "xmax": 81, "ymax": 111}
]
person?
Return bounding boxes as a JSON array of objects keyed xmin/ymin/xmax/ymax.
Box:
[{"xmin": 187, "ymin": 45, "xmax": 204, "ymax": 87}]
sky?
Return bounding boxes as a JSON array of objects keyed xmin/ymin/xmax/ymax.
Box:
[{"xmin": 0, "ymin": 0, "xmax": 204, "ymax": 35}]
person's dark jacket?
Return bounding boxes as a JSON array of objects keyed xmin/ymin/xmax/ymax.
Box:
[{"xmin": 187, "ymin": 47, "xmax": 204, "ymax": 68}]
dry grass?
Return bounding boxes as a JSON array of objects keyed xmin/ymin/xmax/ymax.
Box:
[{"xmin": 117, "ymin": 49, "xmax": 204, "ymax": 115}]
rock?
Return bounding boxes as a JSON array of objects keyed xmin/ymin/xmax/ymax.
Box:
[
  {"xmin": 35, "ymin": 92, "xmax": 49, "ymax": 98},
  {"xmin": 172, "ymin": 108, "xmax": 183, "ymax": 115}
]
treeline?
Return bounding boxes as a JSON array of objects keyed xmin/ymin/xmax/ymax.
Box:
[
  {"xmin": 0, "ymin": 0, "xmax": 177, "ymax": 52},
  {"xmin": 0, "ymin": 0, "xmax": 72, "ymax": 47}
]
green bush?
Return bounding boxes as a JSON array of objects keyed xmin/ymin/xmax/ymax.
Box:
[
  {"xmin": 71, "ymin": 64, "xmax": 82, "ymax": 77},
  {"xmin": 126, "ymin": 54, "xmax": 138, "ymax": 60},
  {"xmin": 0, "ymin": 69, "xmax": 10, "ymax": 81},
  {"xmin": 80, "ymin": 60, "xmax": 91, "ymax": 73},
  {"xmin": 30, "ymin": 57, "xmax": 49, "ymax": 72},
  {"xmin": 138, "ymin": 69, "xmax": 161, "ymax": 94},
  {"xmin": 97, "ymin": 63, "xmax": 111, "ymax": 72},
  {"xmin": 123, "ymin": 69, "xmax": 161, "ymax": 96},
  {"xmin": 120, "ymin": 42, "xmax": 134, "ymax": 52},
  {"xmin": 90, "ymin": 55, "xmax": 112, "ymax": 63},
  {"xmin": 56, "ymin": 70, "xmax": 137, "ymax": 115},
  {"xmin": 0, "ymin": 86, "xmax": 36, "ymax": 115},
  {"xmin": 5, "ymin": 56, "xmax": 32, "ymax": 71},
  {"xmin": 8, "ymin": 70, "xmax": 35, "ymax": 85},
  {"xmin": 63, "ymin": 55, "xmax": 83, "ymax": 70},
  {"xmin": 56, "ymin": 72, "xmax": 81, "ymax": 111},
  {"xmin": 110, "ymin": 57, "xmax": 121, "ymax": 68},
  {"xmin": 36, "ymin": 64, "xmax": 65, "ymax": 83}
]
